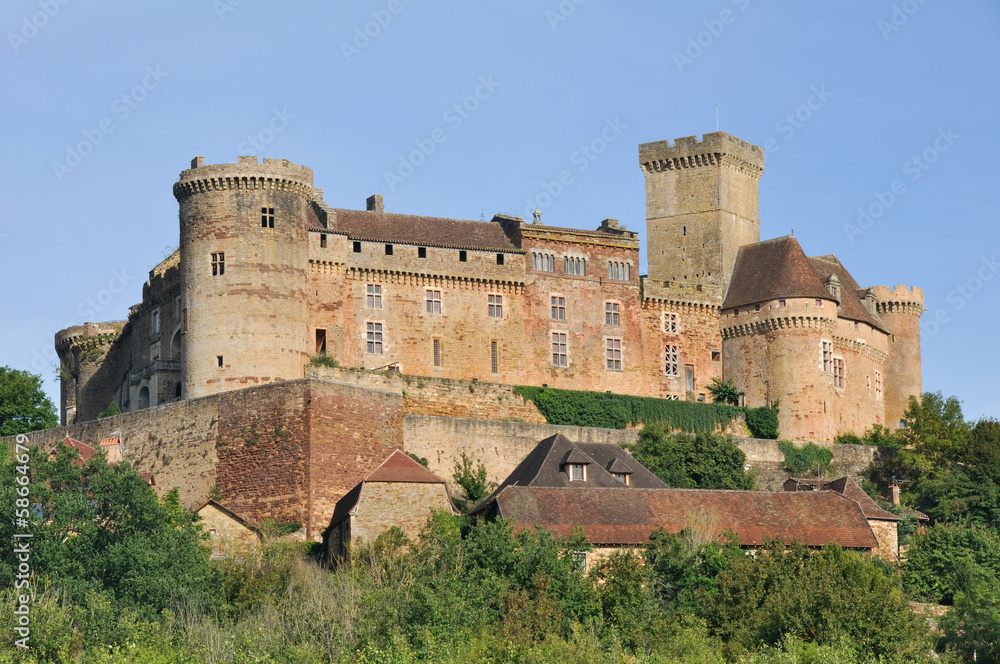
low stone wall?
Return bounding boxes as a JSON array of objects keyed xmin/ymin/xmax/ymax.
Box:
[{"xmin": 403, "ymin": 416, "xmax": 881, "ymax": 492}]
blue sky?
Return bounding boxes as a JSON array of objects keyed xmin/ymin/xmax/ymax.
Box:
[{"xmin": 2, "ymin": 1, "xmax": 998, "ymax": 423}]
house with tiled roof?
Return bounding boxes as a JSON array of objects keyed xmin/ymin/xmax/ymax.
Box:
[
  {"xmin": 322, "ymin": 450, "xmax": 457, "ymax": 565},
  {"xmin": 784, "ymin": 476, "xmax": 901, "ymax": 559}
]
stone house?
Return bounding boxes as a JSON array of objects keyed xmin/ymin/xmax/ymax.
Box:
[
  {"xmin": 322, "ymin": 450, "xmax": 457, "ymax": 565},
  {"xmin": 195, "ymin": 499, "xmax": 262, "ymax": 558}
]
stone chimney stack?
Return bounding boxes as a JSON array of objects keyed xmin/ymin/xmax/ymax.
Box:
[
  {"xmin": 889, "ymin": 482, "xmax": 901, "ymax": 505},
  {"xmin": 367, "ymin": 194, "xmax": 384, "ymax": 213}
]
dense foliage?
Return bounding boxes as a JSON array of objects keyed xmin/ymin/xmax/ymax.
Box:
[
  {"xmin": 777, "ymin": 440, "xmax": 833, "ymax": 476},
  {"xmin": 451, "ymin": 450, "xmax": 494, "ymax": 511},
  {"xmin": 707, "ymin": 378, "xmax": 740, "ymax": 406},
  {"xmin": 624, "ymin": 424, "xmax": 756, "ymax": 490},
  {"xmin": 514, "ymin": 385, "xmax": 779, "ymax": 438},
  {"xmin": 0, "ymin": 366, "xmax": 58, "ymax": 436}
]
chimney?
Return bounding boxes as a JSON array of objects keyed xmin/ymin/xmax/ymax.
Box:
[
  {"xmin": 366, "ymin": 194, "xmax": 384, "ymax": 214},
  {"xmin": 889, "ymin": 482, "xmax": 900, "ymax": 505}
]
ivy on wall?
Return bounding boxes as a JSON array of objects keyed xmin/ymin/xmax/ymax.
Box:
[{"xmin": 513, "ymin": 386, "xmax": 779, "ymax": 438}]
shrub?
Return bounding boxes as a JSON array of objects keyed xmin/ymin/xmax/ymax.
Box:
[
  {"xmin": 624, "ymin": 424, "xmax": 756, "ymax": 490},
  {"xmin": 98, "ymin": 401, "xmax": 122, "ymax": 418},
  {"xmin": 309, "ymin": 353, "xmax": 340, "ymax": 368},
  {"xmin": 777, "ymin": 440, "xmax": 833, "ymax": 476},
  {"xmin": 745, "ymin": 405, "xmax": 780, "ymax": 439}
]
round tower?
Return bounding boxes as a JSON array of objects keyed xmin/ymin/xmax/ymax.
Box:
[
  {"xmin": 55, "ymin": 322, "xmax": 125, "ymax": 424},
  {"xmin": 872, "ymin": 285, "xmax": 923, "ymax": 428},
  {"xmin": 174, "ymin": 156, "xmax": 314, "ymax": 400}
]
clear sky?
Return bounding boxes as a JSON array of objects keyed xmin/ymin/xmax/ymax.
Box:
[{"xmin": 2, "ymin": 1, "xmax": 998, "ymax": 423}]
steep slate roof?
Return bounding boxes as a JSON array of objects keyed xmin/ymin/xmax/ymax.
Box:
[
  {"xmin": 324, "ymin": 208, "xmax": 520, "ymax": 252},
  {"xmin": 806, "ymin": 255, "xmax": 888, "ymax": 332},
  {"xmin": 723, "ymin": 236, "xmax": 834, "ymax": 309},
  {"xmin": 491, "ymin": 486, "xmax": 878, "ymax": 549},
  {"xmin": 784, "ymin": 476, "xmax": 899, "ymax": 521},
  {"xmin": 481, "ymin": 434, "xmax": 666, "ymax": 505}
]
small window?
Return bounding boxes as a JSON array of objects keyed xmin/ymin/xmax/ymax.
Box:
[
  {"xmin": 320, "ymin": 234, "xmax": 327, "ymax": 248},
  {"xmin": 612, "ymin": 472, "xmax": 630, "ymax": 485},
  {"xmin": 211, "ymin": 252, "xmax": 225, "ymax": 276},
  {"xmin": 833, "ymin": 357, "xmax": 845, "ymax": 389},
  {"xmin": 551, "ymin": 332, "xmax": 568, "ymax": 367},
  {"xmin": 550, "ymin": 296, "xmax": 565, "ymax": 321},
  {"xmin": 217, "ymin": 356, "xmax": 224, "ymax": 368},
  {"xmin": 778, "ymin": 299, "xmax": 786, "ymax": 307},
  {"xmin": 353, "ymin": 241, "xmax": 362, "ymax": 253},
  {"xmin": 433, "ymin": 339, "xmax": 441, "ymax": 367},
  {"xmin": 152, "ymin": 309, "xmax": 160, "ymax": 334},
  {"xmin": 754, "ymin": 303, "xmax": 761, "ymax": 312},
  {"xmin": 531, "ymin": 252, "xmax": 555, "ymax": 272},
  {"xmin": 605, "ymin": 302, "xmax": 620, "ymax": 326},
  {"xmin": 459, "ymin": 250, "xmax": 468, "ymax": 262},
  {"xmin": 261, "ymin": 207, "xmax": 274, "ymax": 228},
  {"xmin": 815, "ymin": 299, "xmax": 823, "ymax": 307},
  {"xmin": 418, "ymin": 247, "xmax": 427, "ymax": 258},
  {"xmin": 564, "ymin": 256, "xmax": 585, "ymax": 276},
  {"xmin": 685, "ymin": 365, "xmax": 695, "ymax": 392},
  {"xmin": 665, "ymin": 345, "xmax": 679, "ymax": 376},
  {"xmin": 606, "ymin": 338, "xmax": 622, "ymax": 371},
  {"xmin": 488, "ymin": 294, "xmax": 502, "ymax": 319},
  {"xmin": 385, "ymin": 244, "xmax": 393, "ymax": 256},
  {"xmin": 821, "ymin": 340, "xmax": 833, "ymax": 373},
  {"xmin": 366, "ymin": 322, "xmax": 383, "ymax": 354},
  {"xmin": 663, "ymin": 312, "xmax": 678, "ymax": 334},
  {"xmin": 496, "ymin": 253, "xmax": 504, "ymax": 265},
  {"xmin": 608, "ymin": 261, "xmax": 630, "ymax": 281},
  {"xmin": 568, "ymin": 463, "xmax": 585, "ymax": 481},
  {"xmin": 315, "ymin": 329, "xmax": 327, "ymax": 354},
  {"xmin": 491, "ymin": 341, "xmax": 499, "ymax": 374},
  {"xmin": 711, "ymin": 350, "xmax": 721, "ymax": 362},
  {"xmin": 875, "ymin": 370, "xmax": 883, "ymax": 401},
  {"xmin": 697, "ymin": 393, "xmax": 706, "ymax": 403},
  {"xmin": 366, "ymin": 284, "xmax": 382, "ymax": 309},
  {"xmin": 426, "ymin": 290, "xmax": 441, "ymax": 314}
]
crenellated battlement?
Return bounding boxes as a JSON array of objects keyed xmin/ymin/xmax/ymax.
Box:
[
  {"xmin": 173, "ymin": 156, "xmax": 315, "ymax": 200},
  {"xmin": 55, "ymin": 322, "xmax": 125, "ymax": 353},
  {"xmin": 639, "ymin": 131, "xmax": 765, "ymax": 178},
  {"xmin": 871, "ymin": 285, "xmax": 924, "ymax": 315}
]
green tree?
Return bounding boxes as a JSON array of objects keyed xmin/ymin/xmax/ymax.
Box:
[
  {"xmin": 625, "ymin": 424, "xmax": 756, "ymax": 490},
  {"xmin": 0, "ymin": 366, "xmax": 58, "ymax": 436},
  {"xmin": 902, "ymin": 523, "xmax": 1000, "ymax": 604},
  {"xmin": 939, "ymin": 577, "xmax": 1000, "ymax": 663},
  {"xmin": 707, "ymin": 377, "xmax": 740, "ymax": 406},
  {"xmin": 452, "ymin": 450, "xmax": 495, "ymax": 511},
  {"xmin": 777, "ymin": 440, "xmax": 833, "ymax": 476}
]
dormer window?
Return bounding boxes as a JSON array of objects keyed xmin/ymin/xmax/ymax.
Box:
[
  {"xmin": 612, "ymin": 472, "xmax": 630, "ymax": 485},
  {"xmin": 568, "ymin": 463, "xmax": 585, "ymax": 481}
]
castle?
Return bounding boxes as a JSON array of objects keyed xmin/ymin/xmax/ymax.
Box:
[{"xmin": 54, "ymin": 131, "xmax": 923, "ymax": 444}]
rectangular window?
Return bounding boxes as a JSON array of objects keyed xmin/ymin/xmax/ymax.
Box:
[
  {"xmin": 833, "ymin": 357, "xmax": 845, "ymax": 388},
  {"xmin": 568, "ymin": 463, "xmax": 584, "ymax": 481},
  {"xmin": 711, "ymin": 350, "xmax": 721, "ymax": 362},
  {"xmin": 426, "ymin": 290, "xmax": 441, "ymax": 314},
  {"xmin": 754, "ymin": 303, "xmax": 761, "ymax": 312},
  {"xmin": 320, "ymin": 234, "xmax": 327, "ymax": 248},
  {"xmin": 605, "ymin": 302, "xmax": 620, "ymax": 326},
  {"xmin": 685, "ymin": 365, "xmax": 695, "ymax": 392},
  {"xmin": 353, "ymin": 241, "xmax": 362, "ymax": 253},
  {"xmin": 665, "ymin": 345, "xmax": 679, "ymax": 376},
  {"xmin": 366, "ymin": 284, "xmax": 382, "ymax": 309},
  {"xmin": 608, "ymin": 262, "xmax": 630, "ymax": 281},
  {"xmin": 211, "ymin": 252, "xmax": 225, "ymax": 276},
  {"xmin": 385, "ymin": 244, "xmax": 393, "ymax": 255},
  {"xmin": 663, "ymin": 312, "xmax": 678, "ymax": 333},
  {"xmin": 152, "ymin": 309, "xmax": 160, "ymax": 334},
  {"xmin": 488, "ymin": 294, "xmax": 502, "ymax": 319},
  {"xmin": 366, "ymin": 322, "xmax": 383, "ymax": 355},
  {"xmin": 550, "ymin": 296, "xmax": 565, "ymax": 321},
  {"xmin": 315, "ymin": 329, "xmax": 327, "ymax": 354},
  {"xmin": 821, "ymin": 340, "xmax": 833, "ymax": 373},
  {"xmin": 496, "ymin": 253, "xmax": 504, "ymax": 265},
  {"xmin": 778, "ymin": 299, "xmax": 787, "ymax": 307},
  {"xmin": 875, "ymin": 370, "xmax": 883, "ymax": 401},
  {"xmin": 815, "ymin": 299, "xmax": 823, "ymax": 307},
  {"xmin": 491, "ymin": 341, "xmax": 499, "ymax": 374},
  {"xmin": 433, "ymin": 339, "xmax": 441, "ymax": 367},
  {"xmin": 261, "ymin": 207, "xmax": 274, "ymax": 228},
  {"xmin": 612, "ymin": 472, "xmax": 630, "ymax": 485},
  {"xmin": 217, "ymin": 355, "xmax": 224, "ymax": 368},
  {"xmin": 418, "ymin": 246, "xmax": 427, "ymax": 258},
  {"xmin": 606, "ymin": 338, "xmax": 622, "ymax": 371},
  {"xmin": 459, "ymin": 250, "xmax": 467, "ymax": 262},
  {"xmin": 551, "ymin": 332, "xmax": 568, "ymax": 367}
]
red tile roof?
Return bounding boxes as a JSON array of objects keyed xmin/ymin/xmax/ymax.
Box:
[
  {"xmin": 59, "ymin": 436, "xmax": 98, "ymax": 463},
  {"xmin": 364, "ymin": 449, "xmax": 448, "ymax": 484},
  {"xmin": 492, "ymin": 486, "xmax": 879, "ymax": 549},
  {"xmin": 325, "ymin": 208, "xmax": 520, "ymax": 252},
  {"xmin": 806, "ymin": 256, "xmax": 888, "ymax": 332},
  {"xmin": 821, "ymin": 477, "xmax": 899, "ymax": 521}
]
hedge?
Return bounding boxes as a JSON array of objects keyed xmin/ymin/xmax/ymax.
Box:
[{"xmin": 513, "ymin": 386, "xmax": 779, "ymax": 438}]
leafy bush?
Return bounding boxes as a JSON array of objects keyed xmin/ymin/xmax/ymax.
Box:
[
  {"xmin": 777, "ymin": 440, "xmax": 833, "ymax": 476},
  {"xmin": 308, "ymin": 352, "xmax": 340, "ymax": 368},
  {"xmin": 745, "ymin": 405, "xmax": 780, "ymax": 439},
  {"xmin": 405, "ymin": 452, "xmax": 429, "ymax": 467},
  {"xmin": 451, "ymin": 451, "xmax": 494, "ymax": 511},
  {"xmin": 708, "ymin": 378, "xmax": 740, "ymax": 406},
  {"xmin": 834, "ymin": 424, "xmax": 901, "ymax": 447},
  {"xmin": 98, "ymin": 401, "xmax": 122, "ymax": 418},
  {"xmin": 624, "ymin": 424, "xmax": 756, "ymax": 490}
]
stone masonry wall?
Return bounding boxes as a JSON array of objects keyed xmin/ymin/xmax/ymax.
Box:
[{"xmin": 349, "ymin": 481, "xmax": 454, "ymax": 545}]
